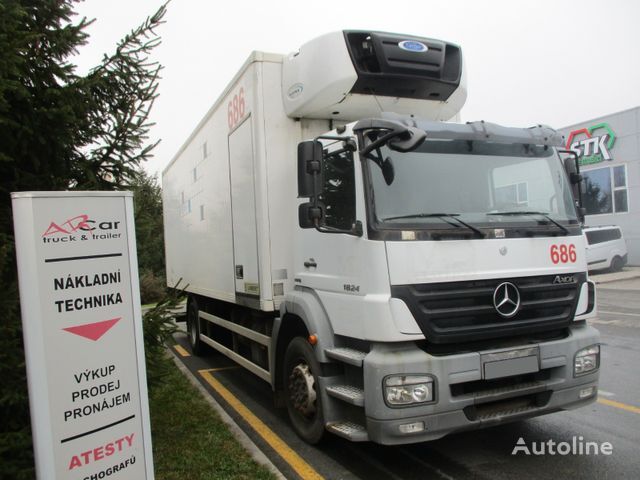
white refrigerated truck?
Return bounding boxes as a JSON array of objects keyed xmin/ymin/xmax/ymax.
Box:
[{"xmin": 162, "ymin": 30, "xmax": 600, "ymax": 445}]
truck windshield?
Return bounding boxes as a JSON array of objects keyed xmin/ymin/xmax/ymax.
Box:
[{"xmin": 365, "ymin": 139, "xmax": 578, "ymax": 235}]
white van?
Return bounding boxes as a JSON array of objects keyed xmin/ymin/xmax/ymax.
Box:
[{"xmin": 583, "ymin": 225, "xmax": 628, "ymax": 271}]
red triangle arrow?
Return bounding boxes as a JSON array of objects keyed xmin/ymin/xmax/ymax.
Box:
[{"xmin": 62, "ymin": 318, "xmax": 121, "ymax": 341}]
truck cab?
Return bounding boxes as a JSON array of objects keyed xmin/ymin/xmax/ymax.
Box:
[{"xmin": 286, "ymin": 117, "xmax": 599, "ymax": 444}]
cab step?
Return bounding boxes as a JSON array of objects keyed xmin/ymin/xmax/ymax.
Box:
[
  {"xmin": 326, "ymin": 385, "xmax": 365, "ymax": 406},
  {"xmin": 325, "ymin": 347, "xmax": 367, "ymax": 367},
  {"xmin": 326, "ymin": 421, "xmax": 369, "ymax": 441}
]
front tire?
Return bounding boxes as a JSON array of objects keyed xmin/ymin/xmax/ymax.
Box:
[
  {"xmin": 186, "ymin": 295, "xmax": 204, "ymax": 355},
  {"xmin": 283, "ymin": 337, "xmax": 325, "ymax": 444}
]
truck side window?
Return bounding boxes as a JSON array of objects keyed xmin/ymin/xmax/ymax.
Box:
[{"xmin": 321, "ymin": 149, "xmax": 356, "ymax": 230}]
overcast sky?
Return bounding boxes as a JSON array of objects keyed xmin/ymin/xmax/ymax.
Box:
[{"xmin": 72, "ymin": 0, "xmax": 640, "ymax": 177}]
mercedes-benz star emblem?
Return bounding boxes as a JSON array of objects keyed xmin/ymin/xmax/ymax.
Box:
[{"xmin": 493, "ymin": 282, "xmax": 521, "ymax": 318}]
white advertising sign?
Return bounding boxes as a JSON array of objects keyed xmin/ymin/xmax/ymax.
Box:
[{"xmin": 11, "ymin": 191, "xmax": 154, "ymax": 479}]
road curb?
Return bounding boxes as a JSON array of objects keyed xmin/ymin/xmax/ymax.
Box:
[{"xmin": 169, "ymin": 350, "xmax": 286, "ymax": 480}]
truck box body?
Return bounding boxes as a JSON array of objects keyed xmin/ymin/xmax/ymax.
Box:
[{"xmin": 164, "ymin": 52, "xmax": 323, "ymax": 311}]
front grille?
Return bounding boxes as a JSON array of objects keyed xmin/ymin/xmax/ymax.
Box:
[
  {"xmin": 391, "ymin": 274, "xmax": 585, "ymax": 344},
  {"xmin": 450, "ymin": 370, "xmax": 552, "ymax": 397},
  {"xmin": 463, "ymin": 391, "xmax": 552, "ymax": 421}
]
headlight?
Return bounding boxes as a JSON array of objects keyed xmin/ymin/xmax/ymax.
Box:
[
  {"xmin": 384, "ymin": 375, "xmax": 435, "ymax": 406},
  {"xmin": 574, "ymin": 345, "xmax": 600, "ymax": 376}
]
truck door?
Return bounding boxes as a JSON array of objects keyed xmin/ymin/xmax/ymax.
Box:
[
  {"xmin": 228, "ymin": 118, "xmax": 260, "ymax": 299},
  {"xmin": 297, "ymin": 145, "xmax": 370, "ymax": 320}
]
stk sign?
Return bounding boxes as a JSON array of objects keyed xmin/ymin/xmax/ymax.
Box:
[
  {"xmin": 565, "ymin": 123, "xmax": 616, "ymax": 166},
  {"xmin": 11, "ymin": 191, "xmax": 154, "ymax": 480}
]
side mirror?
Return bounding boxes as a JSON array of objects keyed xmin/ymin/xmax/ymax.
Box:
[
  {"xmin": 563, "ymin": 156, "xmax": 582, "ymax": 199},
  {"xmin": 579, "ymin": 179, "xmax": 586, "ymax": 195},
  {"xmin": 561, "ymin": 153, "xmax": 585, "ymax": 223},
  {"xmin": 563, "ymin": 157, "xmax": 582, "ymax": 184},
  {"xmin": 297, "ymin": 141, "xmax": 323, "ymax": 198},
  {"xmin": 381, "ymin": 157, "xmax": 395, "ymax": 185},
  {"xmin": 298, "ymin": 201, "xmax": 323, "ymax": 229}
]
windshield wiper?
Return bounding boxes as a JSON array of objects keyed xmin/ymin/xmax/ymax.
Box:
[
  {"xmin": 383, "ymin": 213, "xmax": 485, "ymax": 238},
  {"xmin": 487, "ymin": 211, "xmax": 569, "ymax": 235}
]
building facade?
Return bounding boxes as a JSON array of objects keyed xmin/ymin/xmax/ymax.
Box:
[{"xmin": 559, "ymin": 106, "xmax": 640, "ymax": 265}]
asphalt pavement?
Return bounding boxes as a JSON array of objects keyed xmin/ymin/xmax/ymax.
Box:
[
  {"xmin": 589, "ymin": 265, "xmax": 640, "ymax": 285},
  {"xmin": 171, "ymin": 267, "xmax": 640, "ymax": 479}
]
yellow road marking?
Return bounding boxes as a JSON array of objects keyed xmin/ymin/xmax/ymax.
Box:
[
  {"xmin": 198, "ymin": 369, "xmax": 324, "ymax": 480},
  {"xmin": 598, "ymin": 397, "xmax": 640, "ymax": 415},
  {"xmin": 173, "ymin": 345, "xmax": 191, "ymax": 357}
]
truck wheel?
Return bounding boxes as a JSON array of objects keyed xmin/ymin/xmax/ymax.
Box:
[
  {"xmin": 283, "ymin": 337, "xmax": 325, "ymax": 444},
  {"xmin": 186, "ymin": 296, "xmax": 204, "ymax": 355},
  {"xmin": 610, "ymin": 256, "xmax": 624, "ymax": 272}
]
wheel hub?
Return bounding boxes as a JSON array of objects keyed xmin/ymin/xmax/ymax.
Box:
[{"xmin": 288, "ymin": 363, "xmax": 317, "ymax": 417}]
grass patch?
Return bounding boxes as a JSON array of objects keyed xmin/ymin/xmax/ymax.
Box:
[{"xmin": 150, "ymin": 361, "xmax": 276, "ymax": 480}]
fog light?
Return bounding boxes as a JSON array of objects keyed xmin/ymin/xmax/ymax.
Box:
[
  {"xmin": 399, "ymin": 421, "xmax": 425, "ymax": 434},
  {"xmin": 579, "ymin": 387, "xmax": 595, "ymax": 399},
  {"xmin": 384, "ymin": 375, "xmax": 435, "ymax": 406},
  {"xmin": 574, "ymin": 345, "xmax": 600, "ymax": 377}
]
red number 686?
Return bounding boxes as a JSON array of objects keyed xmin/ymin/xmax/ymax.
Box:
[
  {"xmin": 550, "ymin": 244, "xmax": 576, "ymax": 264},
  {"xmin": 227, "ymin": 87, "xmax": 245, "ymax": 130}
]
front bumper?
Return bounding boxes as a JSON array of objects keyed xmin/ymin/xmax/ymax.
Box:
[{"xmin": 362, "ymin": 324, "xmax": 600, "ymax": 445}]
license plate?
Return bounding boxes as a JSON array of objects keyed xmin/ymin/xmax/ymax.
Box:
[{"xmin": 482, "ymin": 347, "xmax": 539, "ymax": 380}]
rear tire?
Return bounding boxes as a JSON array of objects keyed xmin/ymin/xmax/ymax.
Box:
[
  {"xmin": 186, "ymin": 295, "xmax": 205, "ymax": 355},
  {"xmin": 283, "ymin": 337, "xmax": 326, "ymax": 444},
  {"xmin": 610, "ymin": 256, "xmax": 624, "ymax": 272}
]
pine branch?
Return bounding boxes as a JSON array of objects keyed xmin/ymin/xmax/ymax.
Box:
[{"xmin": 70, "ymin": 2, "xmax": 168, "ymax": 188}]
